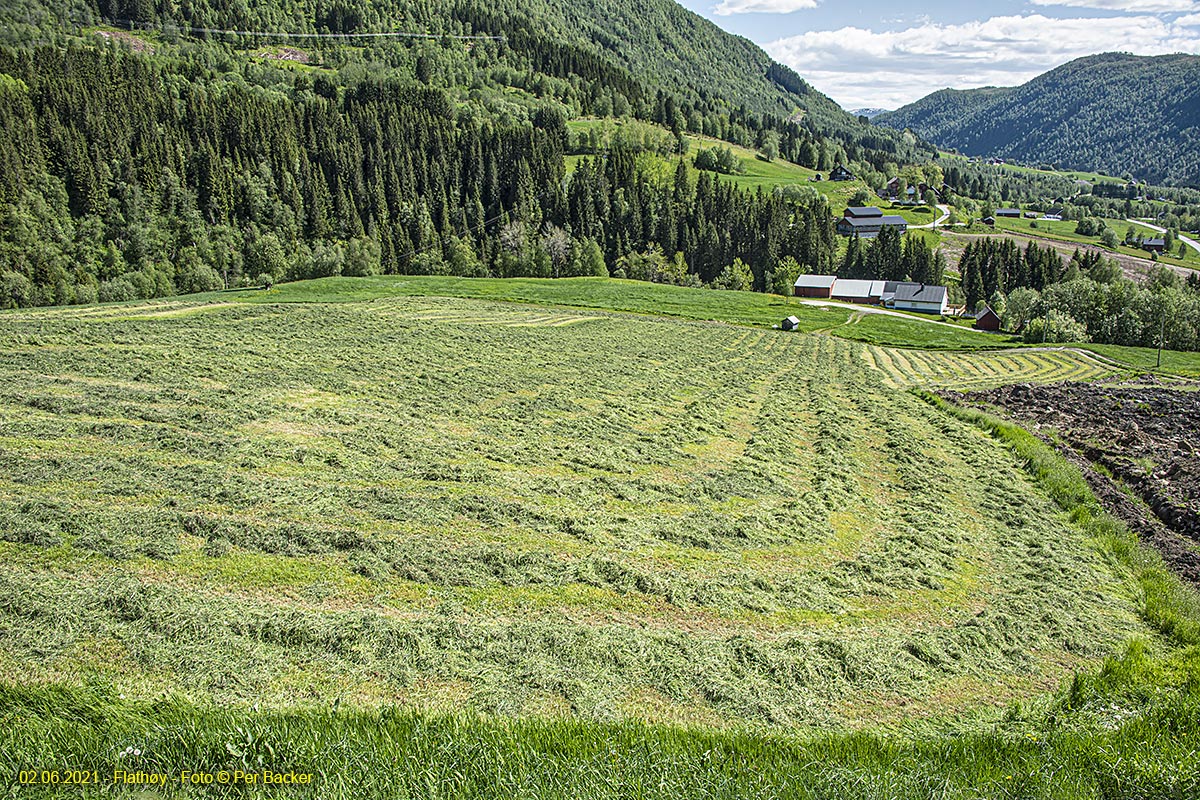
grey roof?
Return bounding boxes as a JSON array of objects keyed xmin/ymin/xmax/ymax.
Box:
[
  {"xmin": 845, "ymin": 206, "xmax": 883, "ymax": 218},
  {"xmin": 794, "ymin": 274, "xmax": 837, "ymax": 289},
  {"xmin": 840, "ymin": 215, "xmax": 906, "ymax": 228},
  {"xmin": 893, "ymin": 283, "xmax": 948, "ymax": 304},
  {"xmin": 831, "ymin": 279, "xmax": 886, "ymax": 299},
  {"xmin": 1144, "ymin": 238, "xmax": 1166, "ymax": 246},
  {"xmin": 975, "ymin": 305, "xmax": 999, "ymax": 320},
  {"xmin": 996, "ymin": 208, "xmax": 1021, "ymax": 215}
]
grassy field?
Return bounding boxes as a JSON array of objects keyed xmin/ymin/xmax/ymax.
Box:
[
  {"xmin": 566, "ymin": 118, "xmax": 875, "ymax": 208},
  {"xmin": 968, "ymin": 216, "xmax": 1200, "ymax": 271},
  {"xmin": 2, "ymin": 280, "xmax": 1199, "ymax": 796},
  {"xmin": 223, "ymin": 275, "xmax": 857, "ymax": 330},
  {"xmin": 1078, "ymin": 342, "xmax": 1200, "ymax": 378},
  {"xmin": 827, "ymin": 312, "xmax": 1019, "ymax": 350},
  {"xmin": 937, "ymin": 152, "xmax": 1121, "ymax": 187},
  {"xmin": 866, "ymin": 346, "xmax": 1129, "ymax": 390}
]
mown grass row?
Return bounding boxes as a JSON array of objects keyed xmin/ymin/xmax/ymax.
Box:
[
  {"xmin": 915, "ymin": 390, "xmax": 1200, "ymax": 647},
  {"xmin": 0, "ymin": 295, "xmax": 1153, "ymax": 729},
  {"xmin": 868, "ymin": 347, "xmax": 1126, "ymax": 390},
  {"xmin": 2, "ymin": 388, "xmax": 1200, "ymax": 800}
]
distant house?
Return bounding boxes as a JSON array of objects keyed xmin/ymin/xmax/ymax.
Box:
[
  {"xmin": 845, "ymin": 206, "xmax": 882, "ymax": 218},
  {"xmin": 981, "ymin": 216, "xmax": 996, "ymax": 226},
  {"xmin": 1142, "ymin": 238, "xmax": 1166, "ymax": 253},
  {"xmin": 830, "ymin": 164, "xmax": 854, "ymax": 181},
  {"xmin": 996, "ymin": 208, "xmax": 1021, "ymax": 218},
  {"xmin": 884, "ymin": 282, "xmax": 949, "ymax": 315},
  {"xmin": 830, "ymin": 279, "xmax": 886, "ymax": 305},
  {"xmin": 974, "ymin": 305, "xmax": 1002, "ymax": 331},
  {"xmin": 781, "ymin": 315, "xmax": 801, "ymax": 331},
  {"xmin": 836, "ymin": 207, "xmax": 907, "ymax": 238},
  {"xmin": 793, "ymin": 274, "xmax": 837, "ymax": 298}
]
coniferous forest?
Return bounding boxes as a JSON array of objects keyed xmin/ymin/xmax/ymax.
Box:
[{"xmin": 0, "ymin": 0, "xmax": 931, "ymax": 308}]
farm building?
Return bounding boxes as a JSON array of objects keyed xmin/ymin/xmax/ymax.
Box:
[
  {"xmin": 974, "ymin": 305, "xmax": 1002, "ymax": 331},
  {"xmin": 781, "ymin": 316, "xmax": 801, "ymax": 331},
  {"xmin": 996, "ymin": 208, "xmax": 1021, "ymax": 218},
  {"xmin": 830, "ymin": 279, "xmax": 886, "ymax": 304},
  {"xmin": 845, "ymin": 206, "xmax": 883, "ymax": 218},
  {"xmin": 793, "ymin": 274, "xmax": 837, "ymax": 298},
  {"xmin": 883, "ymin": 282, "xmax": 949, "ymax": 315},
  {"xmin": 981, "ymin": 216, "xmax": 996, "ymax": 226},
  {"xmin": 1142, "ymin": 238, "xmax": 1166, "ymax": 253},
  {"xmin": 830, "ymin": 164, "xmax": 854, "ymax": 181},
  {"xmin": 836, "ymin": 207, "xmax": 907, "ymax": 238}
]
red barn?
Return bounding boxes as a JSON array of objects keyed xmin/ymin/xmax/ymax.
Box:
[
  {"xmin": 974, "ymin": 305, "xmax": 1002, "ymax": 331},
  {"xmin": 793, "ymin": 274, "xmax": 837, "ymax": 298}
]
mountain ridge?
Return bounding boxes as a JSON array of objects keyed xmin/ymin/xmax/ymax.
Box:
[{"xmin": 876, "ymin": 52, "xmax": 1200, "ymax": 185}]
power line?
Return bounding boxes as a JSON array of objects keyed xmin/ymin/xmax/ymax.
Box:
[{"xmin": 103, "ymin": 18, "xmax": 505, "ymax": 42}]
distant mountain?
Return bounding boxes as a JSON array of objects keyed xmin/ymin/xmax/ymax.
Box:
[
  {"xmin": 849, "ymin": 108, "xmax": 890, "ymax": 119},
  {"xmin": 875, "ymin": 53, "xmax": 1200, "ymax": 186}
]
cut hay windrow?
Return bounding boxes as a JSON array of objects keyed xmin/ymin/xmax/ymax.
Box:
[
  {"xmin": 867, "ymin": 347, "xmax": 1125, "ymax": 390},
  {"xmin": 0, "ymin": 295, "xmax": 1153, "ymax": 733}
]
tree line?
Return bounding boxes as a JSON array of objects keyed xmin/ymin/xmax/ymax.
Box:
[
  {"xmin": 959, "ymin": 237, "xmax": 1200, "ymax": 350},
  {"xmin": 0, "ymin": 44, "xmax": 842, "ymax": 308}
]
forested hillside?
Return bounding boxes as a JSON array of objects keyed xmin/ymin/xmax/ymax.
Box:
[
  {"xmin": 877, "ymin": 53, "xmax": 1200, "ymax": 186},
  {"xmin": 2, "ymin": 44, "xmax": 852, "ymax": 308},
  {"xmin": 2, "ymin": 0, "xmax": 923, "ymax": 157},
  {"xmin": 0, "ymin": 0, "xmax": 933, "ymax": 308}
]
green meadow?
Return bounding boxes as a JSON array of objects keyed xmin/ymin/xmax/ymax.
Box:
[
  {"xmin": 1, "ymin": 278, "xmax": 1199, "ymax": 797},
  {"xmin": 971, "ymin": 216, "xmax": 1200, "ymax": 270}
]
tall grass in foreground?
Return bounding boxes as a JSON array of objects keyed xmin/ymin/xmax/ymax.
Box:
[
  {"xmin": 2, "ymin": 396, "xmax": 1199, "ymax": 798},
  {"xmin": 0, "ymin": 674, "xmax": 1197, "ymax": 800}
]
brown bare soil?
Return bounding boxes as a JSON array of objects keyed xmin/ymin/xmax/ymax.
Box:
[{"xmin": 951, "ymin": 380, "xmax": 1200, "ymax": 584}]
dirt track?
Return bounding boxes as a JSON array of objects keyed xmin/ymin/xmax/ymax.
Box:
[
  {"xmin": 952, "ymin": 380, "xmax": 1200, "ymax": 584},
  {"xmin": 940, "ymin": 230, "xmax": 1195, "ymax": 284}
]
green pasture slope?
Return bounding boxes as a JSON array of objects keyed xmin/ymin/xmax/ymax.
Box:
[
  {"xmin": 1, "ymin": 278, "xmax": 1199, "ymax": 798},
  {"xmin": 955, "ymin": 216, "xmax": 1200, "ymax": 272},
  {"xmin": 565, "ymin": 118, "xmax": 907, "ymax": 214}
]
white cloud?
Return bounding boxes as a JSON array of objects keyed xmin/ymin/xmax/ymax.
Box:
[
  {"xmin": 766, "ymin": 14, "xmax": 1200, "ymax": 109},
  {"xmin": 1030, "ymin": 0, "xmax": 1198, "ymax": 12},
  {"xmin": 713, "ymin": 0, "xmax": 817, "ymax": 15},
  {"xmin": 1177, "ymin": 11, "xmax": 1200, "ymax": 22}
]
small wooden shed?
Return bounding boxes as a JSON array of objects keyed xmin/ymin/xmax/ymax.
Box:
[
  {"xmin": 974, "ymin": 305, "xmax": 1002, "ymax": 331},
  {"xmin": 781, "ymin": 316, "xmax": 801, "ymax": 331}
]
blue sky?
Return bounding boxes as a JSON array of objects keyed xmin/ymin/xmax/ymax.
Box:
[{"xmin": 675, "ymin": 0, "xmax": 1200, "ymax": 110}]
